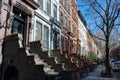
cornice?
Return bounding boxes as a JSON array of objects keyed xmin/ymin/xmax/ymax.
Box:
[{"xmin": 21, "ymin": 0, "xmax": 39, "ymax": 10}]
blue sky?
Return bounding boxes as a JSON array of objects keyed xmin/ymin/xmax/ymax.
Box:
[
  {"xmin": 77, "ymin": 0, "xmax": 95, "ymax": 32},
  {"xmin": 77, "ymin": 0, "xmax": 120, "ymax": 44},
  {"xmin": 77, "ymin": 0, "xmax": 120, "ymax": 34}
]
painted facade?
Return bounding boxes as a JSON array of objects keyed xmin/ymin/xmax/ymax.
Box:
[
  {"xmin": 31, "ymin": 0, "xmax": 61, "ymax": 51},
  {"xmin": 78, "ymin": 11, "xmax": 88, "ymax": 55},
  {"xmin": 78, "ymin": 11, "xmax": 102, "ymax": 58}
]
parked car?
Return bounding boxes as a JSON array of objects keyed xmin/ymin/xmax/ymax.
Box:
[
  {"xmin": 111, "ymin": 60, "xmax": 120, "ymax": 71},
  {"xmin": 110, "ymin": 59, "xmax": 118, "ymax": 66}
]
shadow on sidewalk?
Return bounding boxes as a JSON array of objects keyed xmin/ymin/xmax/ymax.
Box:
[{"xmin": 80, "ymin": 65, "xmax": 117, "ymax": 80}]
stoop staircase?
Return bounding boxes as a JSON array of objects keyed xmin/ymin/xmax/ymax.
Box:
[
  {"xmin": 29, "ymin": 41, "xmax": 64, "ymax": 74},
  {"xmin": 1, "ymin": 34, "xmax": 45, "ymax": 80}
]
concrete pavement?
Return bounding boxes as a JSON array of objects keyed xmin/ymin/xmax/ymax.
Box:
[{"xmin": 81, "ymin": 65, "xmax": 118, "ymax": 80}]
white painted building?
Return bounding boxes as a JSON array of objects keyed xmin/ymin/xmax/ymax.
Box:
[
  {"xmin": 78, "ymin": 11, "xmax": 88, "ymax": 55},
  {"xmin": 78, "ymin": 11, "xmax": 102, "ymax": 58},
  {"xmin": 91, "ymin": 38, "xmax": 102, "ymax": 58},
  {"xmin": 31, "ymin": 0, "xmax": 61, "ymax": 51}
]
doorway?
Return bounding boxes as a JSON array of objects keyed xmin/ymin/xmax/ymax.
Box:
[
  {"xmin": 53, "ymin": 31, "xmax": 57, "ymax": 49},
  {"xmin": 11, "ymin": 7, "xmax": 27, "ymax": 46},
  {"xmin": 3, "ymin": 66, "xmax": 18, "ymax": 80}
]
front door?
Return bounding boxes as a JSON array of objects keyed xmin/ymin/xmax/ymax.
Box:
[
  {"xmin": 11, "ymin": 8, "xmax": 27, "ymax": 46},
  {"xmin": 53, "ymin": 31, "xmax": 57, "ymax": 49}
]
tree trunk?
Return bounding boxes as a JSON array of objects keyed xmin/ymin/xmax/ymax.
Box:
[{"xmin": 105, "ymin": 36, "xmax": 112, "ymax": 75}]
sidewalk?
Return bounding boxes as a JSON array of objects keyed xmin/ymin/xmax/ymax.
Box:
[{"xmin": 81, "ymin": 65, "xmax": 117, "ymax": 80}]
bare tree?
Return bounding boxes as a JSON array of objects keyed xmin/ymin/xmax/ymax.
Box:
[{"xmin": 79, "ymin": 0, "xmax": 120, "ymax": 76}]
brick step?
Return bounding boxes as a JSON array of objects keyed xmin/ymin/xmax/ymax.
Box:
[
  {"xmin": 27, "ymin": 56, "xmax": 35, "ymax": 64},
  {"xmin": 29, "ymin": 42, "xmax": 63, "ymax": 73},
  {"xmin": 29, "ymin": 41, "xmax": 42, "ymax": 53},
  {"xmin": 51, "ymin": 64, "xmax": 64, "ymax": 72},
  {"xmin": 44, "ymin": 68, "xmax": 56, "ymax": 74},
  {"xmin": 28, "ymin": 53, "xmax": 57, "ymax": 73}
]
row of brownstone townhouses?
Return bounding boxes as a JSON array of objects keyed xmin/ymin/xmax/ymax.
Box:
[{"xmin": 0, "ymin": 0, "xmax": 102, "ymax": 80}]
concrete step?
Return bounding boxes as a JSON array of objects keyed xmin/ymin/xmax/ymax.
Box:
[{"xmin": 28, "ymin": 52, "xmax": 57, "ymax": 74}]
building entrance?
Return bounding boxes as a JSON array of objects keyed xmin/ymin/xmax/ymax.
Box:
[
  {"xmin": 11, "ymin": 7, "xmax": 27, "ymax": 46},
  {"xmin": 3, "ymin": 66, "xmax": 18, "ymax": 80},
  {"xmin": 53, "ymin": 32, "xmax": 57, "ymax": 49}
]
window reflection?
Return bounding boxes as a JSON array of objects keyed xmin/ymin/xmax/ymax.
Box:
[{"xmin": 11, "ymin": 19, "xmax": 24, "ymax": 34}]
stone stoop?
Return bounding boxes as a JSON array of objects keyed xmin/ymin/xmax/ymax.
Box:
[
  {"xmin": 26, "ymin": 51, "xmax": 56, "ymax": 74},
  {"xmin": 1, "ymin": 34, "xmax": 45, "ymax": 80},
  {"xmin": 29, "ymin": 41, "xmax": 63, "ymax": 74}
]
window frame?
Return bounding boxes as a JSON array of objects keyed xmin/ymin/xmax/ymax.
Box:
[
  {"xmin": 35, "ymin": 21, "xmax": 42, "ymax": 41},
  {"xmin": 37, "ymin": 0, "xmax": 43, "ymax": 9},
  {"xmin": 43, "ymin": 25, "xmax": 49, "ymax": 50},
  {"xmin": 53, "ymin": 4, "xmax": 57, "ymax": 20},
  {"xmin": 46, "ymin": 0, "xmax": 51, "ymax": 15}
]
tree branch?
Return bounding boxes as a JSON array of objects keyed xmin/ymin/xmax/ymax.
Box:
[
  {"xmin": 109, "ymin": 1, "xmax": 116, "ymax": 18},
  {"xmin": 91, "ymin": 5, "xmax": 106, "ymax": 25},
  {"xmin": 95, "ymin": 21, "xmax": 106, "ymax": 37},
  {"xmin": 93, "ymin": 34, "xmax": 106, "ymax": 41},
  {"xmin": 95, "ymin": 1, "xmax": 106, "ymax": 13},
  {"xmin": 109, "ymin": 7, "xmax": 120, "ymax": 35}
]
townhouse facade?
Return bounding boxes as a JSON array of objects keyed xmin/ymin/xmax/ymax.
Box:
[
  {"xmin": 0, "ymin": 0, "xmax": 39, "ymax": 62},
  {"xmin": 86, "ymin": 29, "xmax": 102, "ymax": 58},
  {"xmin": 91, "ymin": 38, "xmax": 102, "ymax": 58},
  {"xmin": 59, "ymin": 0, "xmax": 80, "ymax": 54},
  {"xmin": 78, "ymin": 11, "xmax": 88, "ymax": 56},
  {"xmin": 71, "ymin": 0, "xmax": 81, "ymax": 54},
  {"xmin": 78, "ymin": 11, "xmax": 102, "ymax": 58},
  {"xmin": 59, "ymin": 0, "xmax": 71, "ymax": 53},
  {"xmin": 31, "ymin": 0, "xmax": 61, "ymax": 51},
  {"xmin": 0, "ymin": 0, "xmax": 48, "ymax": 80}
]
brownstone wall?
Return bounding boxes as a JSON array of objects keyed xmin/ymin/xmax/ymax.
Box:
[
  {"xmin": 59, "ymin": 0, "xmax": 81, "ymax": 54},
  {"xmin": 71, "ymin": 0, "xmax": 81, "ymax": 54},
  {"xmin": 59, "ymin": 0, "xmax": 72, "ymax": 53}
]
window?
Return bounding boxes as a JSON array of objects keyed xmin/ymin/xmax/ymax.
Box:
[
  {"xmin": 12, "ymin": 7, "xmax": 28, "ymax": 46},
  {"xmin": 65, "ymin": 38, "xmax": 68, "ymax": 51},
  {"xmin": 64, "ymin": 16, "xmax": 67, "ymax": 28},
  {"xmin": 35, "ymin": 22, "xmax": 42, "ymax": 41},
  {"xmin": 61, "ymin": 35, "xmax": 64, "ymax": 50},
  {"xmin": 72, "ymin": 26, "xmax": 76, "ymax": 34},
  {"xmin": 68, "ymin": 20, "xmax": 71, "ymax": 31},
  {"xmin": 12, "ymin": 19, "xmax": 24, "ymax": 34},
  {"xmin": 77, "ymin": 30, "xmax": 79, "ymax": 38},
  {"xmin": 53, "ymin": 4, "xmax": 57, "ymax": 19},
  {"xmin": 74, "ymin": 43, "xmax": 76, "ymax": 53},
  {"xmin": 60, "ymin": 11, "xmax": 63, "ymax": 25},
  {"xmin": 46, "ymin": 0, "xmax": 51, "ymax": 15},
  {"xmin": 82, "ymin": 47, "xmax": 85, "ymax": 54},
  {"xmin": 43, "ymin": 26, "xmax": 49, "ymax": 50},
  {"xmin": 67, "ymin": 1, "xmax": 70, "ymax": 14},
  {"xmin": 60, "ymin": 0, "xmax": 63, "ymax": 4},
  {"xmin": 12, "ymin": 8, "xmax": 27, "ymax": 35},
  {"xmin": 37, "ymin": 0, "xmax": 43, "ymax": 9},
  {"xmin": 63, "ymin": 0, "xmax": 66, "ymax": 6}
]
